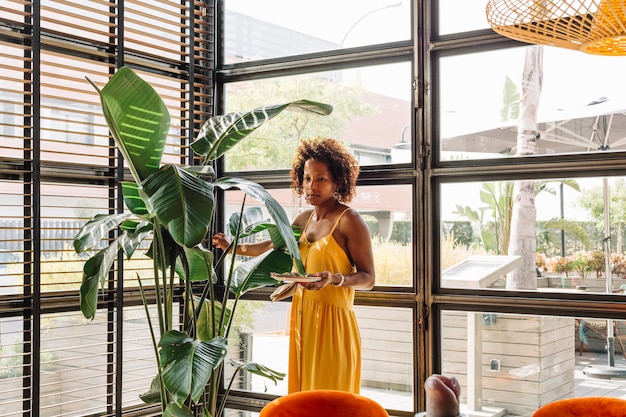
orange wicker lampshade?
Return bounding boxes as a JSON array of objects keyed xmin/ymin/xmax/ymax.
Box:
[{"xmin": 486, "ymin": 0, "xmax": 626, "ymax": 55}]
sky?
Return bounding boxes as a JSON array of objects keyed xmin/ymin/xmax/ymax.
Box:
[{"xmin": 226, "ymin": 0, "xmax": 411, "ymax": 46}]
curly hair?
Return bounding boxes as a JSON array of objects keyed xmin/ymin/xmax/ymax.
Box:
[{"xmin": 290, "ymin": 137, "xmax": 359, "ymax": 203}]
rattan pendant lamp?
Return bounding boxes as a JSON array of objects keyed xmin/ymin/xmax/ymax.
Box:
[{"xmin": 486, "ymin": 0, "xmax": 626, "ymax": 55}]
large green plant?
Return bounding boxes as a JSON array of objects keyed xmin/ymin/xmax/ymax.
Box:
[{"xmin": 73, "ymin": 66, "xmax": 332, "ymax": 416}]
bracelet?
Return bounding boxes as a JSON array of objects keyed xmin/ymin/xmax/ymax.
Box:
[{"xmin": 333, "ymin": 273, "xmax": 345, "ymax": 287}]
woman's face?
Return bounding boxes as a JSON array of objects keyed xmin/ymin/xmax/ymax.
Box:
[{"xmin": 303, "ymin": 159, "xmax": 337, "ymax": 205}]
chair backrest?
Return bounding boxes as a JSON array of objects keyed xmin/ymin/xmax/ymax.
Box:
[
  {"xmin": 532, "ymin": 397, "xmax": 626, "ymax": 417},
  {"xmin": 259, "ymin": 390, "xmax": 389, "ymax": 417}
]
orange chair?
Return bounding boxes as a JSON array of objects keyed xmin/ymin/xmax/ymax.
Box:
[
  {"xmin": 259, "ymin": 390, "xmax": 389, "ymax": 417},
  {"xmin": 532, "ymin": 397, "xmax": 626, "ymax": 417}
]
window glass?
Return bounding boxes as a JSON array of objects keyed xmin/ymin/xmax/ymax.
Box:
[
  {"xmin": 0, "ymin": 181, "xmax": 24, "ymax": 296},
  {"xmin": 0, "ymin": 307, "xmax": 177, "ymax": 413},
  {"xmin": 357, "ymin": 305, "xmax": 414, "ymax": 411},
  {"xmin": 36, "ymin": 181, "xmax": 155, "ymax": 293},
  {"xmin": 0, "ymin": 312, "xmax": 29, "ymax": 413},
  {"xmin": 39, "ymin": 311, "xmax": 111, "ymax": 415},
  {"xmin": 223, "ymin": 185, "xmax": 413, "ymax": 287},
  {"xmin": 224, "ymin": 300, "xmax": 290, "ymax": 395},
  {"xmin": 439, "ymin": 46, "xmax": 626, "ymax": 161},
  {"xmin": 437, "ymin": 0, "xmax": 490, "ymax": 35},
  {"xmin": 224, "ymin": 0, "xmax": 411, "ymax": 63},
  {"xmin": 223, "ymin": 62, "xmax": 412, "ymax": 171},
  {"xmin": 224, "ymin": 302, "xmax": 414, "ymax": 412},
  {"xmin": 353, "ymin": 185, "xmax": 413, "ymax": 287},
  {"xmin": 40, "ymin": 183, "xmax": 112, "ymax": 293},
  {"xmin": 41, "ymin": 0, "xmax": 113, "ymax": 44},
  {"xmin": 39, "ymin": 56, "xmax": 111, "ymax": 168},
  {"xmin": 122, "ymin": 305, "xmax": 173, "ymax": 409},
  {"xmin": 34, "ymin": 58, "xmax": 190, "ymax": 167},
  {"xmin": 441, "ymin": 310, "xmax": 626, "ymax": 415},
  {"xmin": 1, "ymin": 0, "xmax": 208, "ymax": 415},
  {"xmin": 124, "ymin": 0, "xmax": 191, "ymax": 61},
  {"xmin": 440, "ymin": 176, "xmax": 626, "ymax": 293}
]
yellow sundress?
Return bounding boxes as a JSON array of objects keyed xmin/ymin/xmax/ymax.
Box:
[{"xmin": 287, "ymin": 208, "xmax": 361, "ymax": 393}]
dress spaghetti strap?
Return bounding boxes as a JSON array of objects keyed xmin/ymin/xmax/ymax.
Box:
[{"xmin": 329, "ymin": 208, "xmax": 352, "ymax": 235}]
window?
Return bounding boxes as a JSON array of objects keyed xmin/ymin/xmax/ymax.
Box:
[
  {"xmin": 222, "ymin": 64, "xmax": 413, "ymax": 171},
  {"xmin": 5, "ymin": 1, "xmax": 626, "ymax": 416},
  {"xmin": 438, "ymin": 47, "xmax": 626, "ymax": 161},
  {"xmin": 0, "ymin": 1, "xmax": 210, "ymax": 416},
  {"xmin": 218, "ymin": 2, "xmax": 416, "ymax": 415},
  {"xmin": 224, "ymin": 0, "xmax": 411, "ymax": 62},
  {"xmin": 432, "ymin": 0, "xmax": 626, "ymax": 413}
]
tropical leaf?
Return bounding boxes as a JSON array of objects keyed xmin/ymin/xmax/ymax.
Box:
[
  {"xmin": 159, "ymin": 330, "xmax": 228, "ymax": 406},
  {"xmin": 236, "ymin": 222, "xmax": 271, "ymax": 239},
  {"xmin": 479, "ymin": 183, "xmax": 499, "ymax": 208},
  {"xmin": 542, "ymin": 217, "xmax": 590, "ymax": 247},
  {"xmin": 180, "ymin": 164, "xmax": 217, "ymax": 179},
  {"xmin": 121, "ymin": 181, "xmax": 149, "ymax": 215},
  {"xmin": 139, "ymin": 375, "xmax": 162, "ymax": 404},
  {"xmin": 500, "ymin": 74, "xmax": 520, "ymax": 122},
  {"xmin": 535, "ymin": 178, "xmax": 581, "ymax": 194},
  {"xmin": 454, "ymin": 205, "xmax": 480, "ymax": 223},
  {"xmin": 88, "ymin": 66, "xmax": 170, "ymax": 183},
  {"xmin": 215, "ymin": 177, "xmax": 304, "ymax": 274},
  {"xmin": 119, "ymin": 222, "xmax": 153, "ymax": 258},
  {"xmin": 268, "ymin": 224, "xmax": 302, "ymax": 250},
  {"xmin": 195, "ymin": 299, "xmax": 230, "ymax": 341},
  {"xmin": 145, "ymin": 226, "xmax": 181, "ymax": 271},
  {"xmin": 79, "ymin": 251, "xmax": 105, "ymax": 320},
  {"xmin": 180, "ymin": 245, "xmax": 215, "ymax": 283},
  {"xmin": 73, "ymin": 213, "xmax": 131, "ymax": 253},
  {"xmin": 142, "ymin": 164, "xmax": 215, "ymax": 248},
  {"xmin": 191, "ymin": 100, "xmax": 333, "ymax": 161},
  {"xmin": 79, "ymin": 240, "xmax": 119, "ymax": 320},
  {"xmin": 229, "ymin": 207, "xmax": 265, "ymax": 237},
  {"xmin": 230, "ymin": 250, "xmax": 291, "ymax": 297},
  {"xmin": 236, "ymin": 222, "xmax": 301, "ymax": 250},
  {"xmin": 561, "ymin": 178, "xmax": 583, "ymax": 193},
  {"xmin": 163, "ymin": 403, "xmax": 194, "ymax": 417},
  {"xmin": 119, "ymin": 219, "xmax": 141, "ymax": 231},
  {"xmin": 229, "ymin": 359, "xmax": 285, "ymax": 385}
]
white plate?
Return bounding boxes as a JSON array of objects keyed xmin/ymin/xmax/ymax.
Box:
[{"xmin": 270, "ymin": 272, "xmax": 321, "ymax": 283}]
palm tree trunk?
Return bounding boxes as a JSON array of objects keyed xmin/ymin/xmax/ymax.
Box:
[{"xmin": 507, "ymin": 46, "xmax": 543, "ymax": 290}]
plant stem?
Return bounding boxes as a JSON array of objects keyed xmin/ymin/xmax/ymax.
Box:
[
  {"xmin": 219, "ymin": 197, "xmax": 246, "ymax": 336},
  {"xmin": 152, "ymin": 220, "xmax": 166, "ymax": 335},
  {"xmin": 217, "ymin": 364, "xmax": 244, "ymax": 417},
  {"xmin": 137, "ymin": 273, "xmax": 168, "ymax": 411}
]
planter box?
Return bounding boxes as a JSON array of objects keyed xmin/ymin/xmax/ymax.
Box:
[{"xmin": 540, "ymin": 274, "xmax": 626, "ymax": 293}]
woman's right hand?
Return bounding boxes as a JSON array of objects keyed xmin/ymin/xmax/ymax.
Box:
[{"xmin": 212, "ymin": 232, "xmax": 230, "ymax": 251}]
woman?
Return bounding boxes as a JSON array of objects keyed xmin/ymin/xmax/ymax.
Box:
[{"xmin": 212, "ymin": 137, "xmax": 375, "ymax": 394}]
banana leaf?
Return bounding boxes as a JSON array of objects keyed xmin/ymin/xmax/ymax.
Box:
[
  {"xmin": 159, "ymin": 330, "xmax": 228, "ymax": 406},
  {"xmin": 142, "ymin": 164, "xmax": 215, "ymax": 248},
  {"xmin": 88, "ymin": 66, "xmax": 169, "ymax": 184},
  {"xmin": 192, "ymin": 100, "xmax": 333, "ymax": 161},
  {"xmin": 216, "ymin": 177, "xmax": 304, "ymax": 274},
  {"xmin": 230, "ymin": 250, "xmax": 291, "ymax": 297}
]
